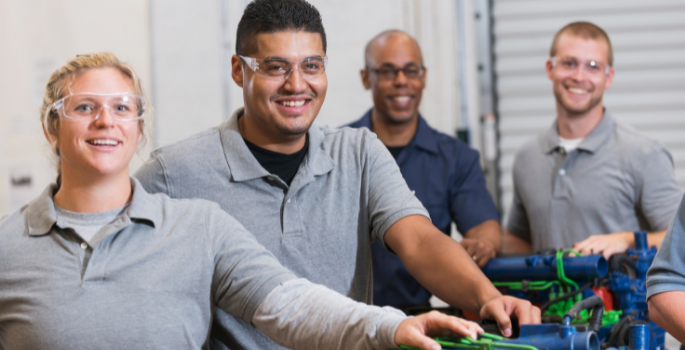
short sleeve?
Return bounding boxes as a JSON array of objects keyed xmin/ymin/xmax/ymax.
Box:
[
  {"xmin": 647, "ymin": 195, "xmax": 685, "ymax": 298},
  {"xmin": 449, "ymin": 148, "xmax": 500, "ymax": 233},
  {"xmin": 506, "ymin": 183, "xmax": 532, "ymax": 242},
  {"xmin": 207, "ymin": 205, "xmax": 297, "ymax": 322},
  {"xmin": 134, "ymin": 153, "xmax": 171, "ymax": 196},
  {"xmin": 364, "ymin": 133, "xmax": 430, "ymax": 246},
  {"xmin": 635, "ymin": 146, "xmax": 683, "ymax": 231}
]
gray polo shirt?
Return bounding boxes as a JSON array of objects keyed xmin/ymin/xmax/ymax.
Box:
[
  {"xmin": 0, "ymin": 178, "xmax": 297, "ymax": 349},
  {"xmin": 507, "ymin": 112, "xmax": 682, "ymax": 251},
  {"xmin": 135, "ymin": 107, "xmax": 429, "ymax": 350},
  {"xmin": 646, "ymin": 194, "xmax": 685, "ymax": 298}
]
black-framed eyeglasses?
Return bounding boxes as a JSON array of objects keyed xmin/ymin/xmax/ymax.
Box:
[{"xmin": 367, "ymin": 64, "xmax": 426, "ymax": 81}]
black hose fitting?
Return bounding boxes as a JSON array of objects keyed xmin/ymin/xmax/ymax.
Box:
[{"xmin": 564, "ymin": 296, "xmax": 604, "ymax": 333}]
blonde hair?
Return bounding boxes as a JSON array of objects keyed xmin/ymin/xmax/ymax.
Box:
[
  {"xmin": 550, "ymin": 21, "xmax": 613, "ymax": 67},
  {"xmin": 39, "ymin": 52, "xmax": 153, "ymax": 186}
]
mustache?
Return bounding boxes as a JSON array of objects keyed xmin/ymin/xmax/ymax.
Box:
[
  {"xmin": 563, "ymin": 81, "xmax": 593, "ymax": 90},
  {"xmin": 269, "ymin": 92, "xmax": 316, "ymax": 101}
]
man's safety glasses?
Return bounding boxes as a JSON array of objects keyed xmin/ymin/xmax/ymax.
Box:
[
  {"xmin": 551, "ymin": 57, "xmax": 611, "ymax": 77},
  {"xmin": 53, "ymin": 93, "xmax": 146, "ymax": 121},
  {"xmin": 238, "ymin": 55, "xmax": 328, "ymax": 81}
]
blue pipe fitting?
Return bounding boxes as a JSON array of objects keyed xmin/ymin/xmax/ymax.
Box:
[
  {"xmin": 495, "ymin": 324, "xmax": 600, "ymax": 350},
  {"xmin": 482, "ymin": 255, "xmax": 608, "ymax": 282},
  {"xmin": 629, "ymin": 324, "xmax": 650, "ymax": 350}
]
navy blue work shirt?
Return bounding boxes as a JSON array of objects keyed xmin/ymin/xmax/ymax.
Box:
[{"xmin": 347, "ymin": 109, "xmax": 500, "ymax": 308}]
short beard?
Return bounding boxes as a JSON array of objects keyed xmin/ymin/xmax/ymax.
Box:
[
  {"xmin": 554, "ymin": 90, "xmax": 603, "ymax": 117},
  {"xmin": 274, "ymin": 119, "xmax": 312, "ymax": 136}
]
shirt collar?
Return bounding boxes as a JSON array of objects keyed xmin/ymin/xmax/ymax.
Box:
[
  {"xmin": 541, "ymin": 111, "xmax": 615, "ymax": 154},
  {"xmin": 360, "ymin": 108, "xmax": 439, "ymax": 155},
  {"xmin": 126, "ymin": 177, "xmax": 162, "ymax": 228},
  {"xmin": 27, "ymin": 177, "xmax": 160, "ymax": 236},
  {"xmin": 220, "ymin": 107, "xmax": 334, "ymax": 182}
]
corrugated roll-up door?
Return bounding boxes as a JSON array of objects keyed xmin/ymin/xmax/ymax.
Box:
[{"xmin": 493, "ymin": 0, "xmax": 685, "ymax": 221}]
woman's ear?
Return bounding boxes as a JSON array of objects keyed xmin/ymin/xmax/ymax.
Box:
[{"xmin": 43, "ymin": 122, "xmax": 57, "ymax": 147}]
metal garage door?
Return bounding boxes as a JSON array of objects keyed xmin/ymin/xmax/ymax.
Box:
[{"xmin": 492, "ymin": 0, "xmax": 685, "ymax": 220}]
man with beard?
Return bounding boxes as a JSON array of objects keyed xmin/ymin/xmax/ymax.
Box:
[
  {"xmin": 348, "ymin": 30, "xmax": 502, "ymax": 310},
  {"xmin": 136, "ymin": 1, "xmax": 539, "ymax": 349},
  {"xmin": 504, "ymin": 22, "xmax": 682, "ymax": 258}
]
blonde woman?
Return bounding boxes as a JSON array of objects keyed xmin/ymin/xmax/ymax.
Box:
[{"xmin": 0, "ymin": 52, "xmax": 482, "ymax": 350}]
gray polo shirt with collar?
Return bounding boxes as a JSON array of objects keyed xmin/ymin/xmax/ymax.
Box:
[
  {"xmin": 507, "ymin": 112, "xmax": 683, "ymax": 251},
  {"xmin": 135, "ymin": 107, "xmax": 429, "ymax": 350},
  {"xmin": 0, "ymin": 178, "xmax": 297, "ymax": 349}
]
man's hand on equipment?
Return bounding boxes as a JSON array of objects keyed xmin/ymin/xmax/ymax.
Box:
[
  {"xmin": 395, "ymin": 311, "xmax": 484, "ymax": 350},
  {"xmin": 572, "ymin": 232, "xmax": 633, "ymax": 259},
  {"xmin": 461, "ymin": 238, "xmax": 497, "ymax": 268},
  {"xmin": 479, "ymin": 296, "xmax": 541, "ymax": 337}
]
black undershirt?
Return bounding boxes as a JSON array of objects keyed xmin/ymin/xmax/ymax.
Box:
[
  {"xmin": 386, "ymin": 145, "xmax": 406, "ymax": 159},
  {"xmin": 243, "ymin": 135, "xmax": 309, "ymax": 186}
]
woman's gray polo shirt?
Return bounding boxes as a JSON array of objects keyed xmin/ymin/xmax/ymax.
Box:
[
  {"xmin": 507, "ymin": 113, "xmax": 683, "ymax": 251},
  {"xmin": 0, "ymin": 178, "xmax": 297, "ymax": 349},
  {"xmin": 135, "ymin": 108, "xmax": 429, "ymax": 350}
]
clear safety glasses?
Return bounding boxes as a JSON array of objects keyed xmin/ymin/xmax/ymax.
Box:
[
  {"xmin": 551, "ymin": 57, "xmax": 611, "ymax": 77},
  {"xmin": 53, "ymin": 93, "xmax": 146, "ymax": 122},
  {"xmin": 239, "ymin": 55, "xmax": 328, "ymax": 81}
]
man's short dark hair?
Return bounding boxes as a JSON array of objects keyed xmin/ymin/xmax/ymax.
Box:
[{"xmin": 236, "ymin": 0, "xmax": 327, "ymax": 56}]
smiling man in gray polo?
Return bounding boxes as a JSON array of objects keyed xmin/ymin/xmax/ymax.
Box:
[
  {"xmin": 136, "ymin": 1, "xmax": 538, "ymax": 349},
  {"xmin": 503, "ymin": 22, "xmax": 682, "ymax": 258}
]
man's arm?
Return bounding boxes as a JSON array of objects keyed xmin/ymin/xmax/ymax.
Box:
[
  {"xmin": 573, "ymin": 230, "xmax": 666, "ymax": 259},
  {"xmin": 648, "ymin": 291, "xmax": 685, "ymax": 344},
  {"xmin": 208, "ymin": 203, "xmax": 484, "ymax": 350},
  {"xmin": 253, "ymin": 278, "xmax": 484, "ymax": 350},
  {"xmin": 503, "ymin": 229, "xmax": 533, "ymax": 254},
  {"xmin": 447, "ymin": 147, "xmax": 502, "ymax": 268},
  {"xmin": 461, "ymin": 220, "xmax": 502, "ymax": 268},
  {"xmin": 385, "ymin": 215, "xmax": 540, "ymax": 337}
]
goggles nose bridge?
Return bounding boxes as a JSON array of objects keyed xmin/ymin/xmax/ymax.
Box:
[{"xmin": 91, "ymin": 103, "xmax": 115, "ymax": 122}]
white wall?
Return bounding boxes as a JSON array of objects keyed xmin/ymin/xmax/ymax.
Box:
[
  {"xmin": 150, "ymin": 0, "xmax": 229, "ymax": 147},
  {"xmin": 0, "ymin": 0, "xmax": 151, "ymax": 216}
]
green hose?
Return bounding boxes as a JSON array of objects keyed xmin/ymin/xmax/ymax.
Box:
[{"xmin": 398, "ymin": 334, "xmax": 539, "ymax": 350}]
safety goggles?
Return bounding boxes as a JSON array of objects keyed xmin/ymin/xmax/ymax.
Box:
[
  {"xmin": 53, "ymin": 93, "xmax": 146, "ymax": 121},
  {"xmin": 239, "ymin": 55, "xmax": 328, "ymax": 81},
  {"xmin": 551, "ymin": 57, "xmax": 611, "ymax": 77}
]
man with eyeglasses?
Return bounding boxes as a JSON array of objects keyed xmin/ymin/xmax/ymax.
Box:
[
  {"xmin": 347, "ymin": 30, "xmax": 502, "ymax": 311},
  {"xmin": 503, "ymin": 22, "xmax": 682, "ymax": 258},
  {"xmin": 136, "ymin": 1, "xmax": 539, "ymax": 349}
]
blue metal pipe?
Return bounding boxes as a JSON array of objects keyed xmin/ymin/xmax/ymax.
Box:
[
  {"xmin": 493, "ymin": 324, "xmax": 600, "ymax": 350},
  {"xmin": 629, "ymin": 324, "xmax": 650, "ymax": 350},
  {"xmin": 482, "ymin": 255, "xmax": 608, "ymax": 282}
]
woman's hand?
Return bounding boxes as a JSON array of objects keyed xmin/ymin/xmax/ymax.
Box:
[{"xmin": 395, "ymin": 311, "xmax": 483, "ymax": 350}]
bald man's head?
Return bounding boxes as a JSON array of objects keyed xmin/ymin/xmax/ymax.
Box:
[
  {"xmin": 361, "ymin": 30, "xmax": 426, "ymax": 125},
  {"xmin": 364, "ymin": 30, "xmax": 423, "ymax": 68}
]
